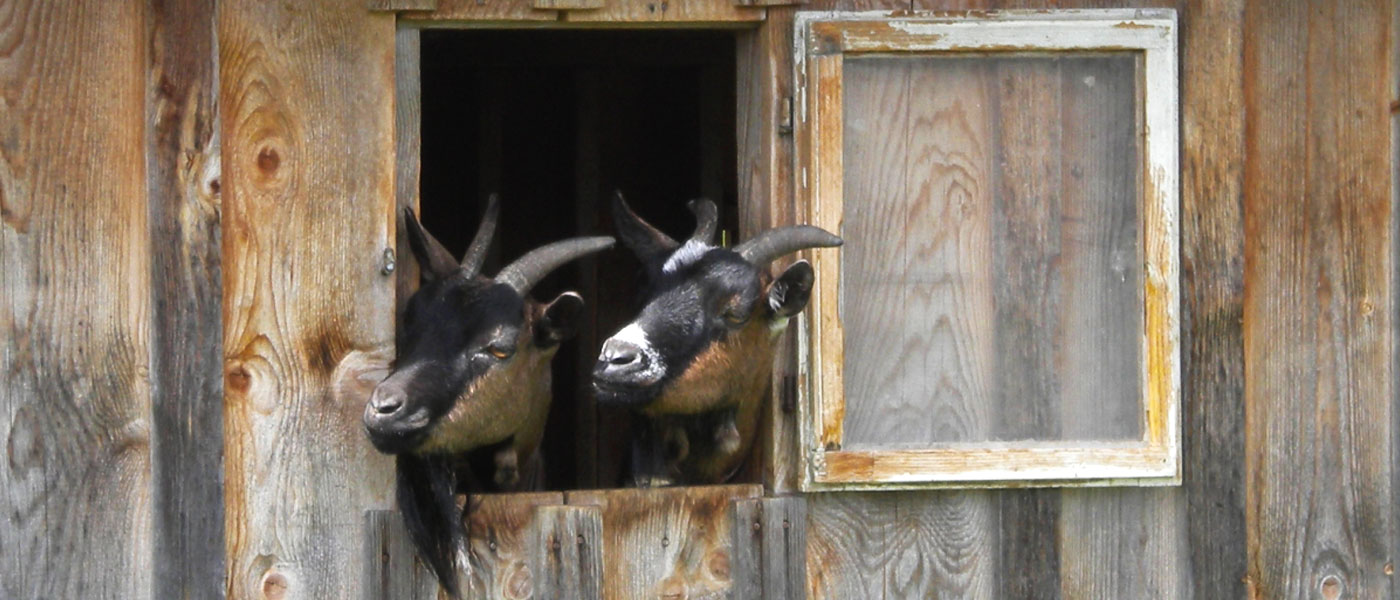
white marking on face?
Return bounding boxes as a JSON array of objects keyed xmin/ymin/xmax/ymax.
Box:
[
  {"xmin": 662, "ymin": 240, "xmax": 713, "ymax": 274},
  {"xmin": 602, "ymin": 323, "xmax": 666, "ymax": 382}
]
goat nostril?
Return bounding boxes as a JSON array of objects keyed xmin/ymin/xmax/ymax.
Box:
[
  {"xmin": 609, "ymin": 352, "xmax": 638, "ymax": 366},
  {"xmin": 373, "ymin": 395, "xmax": 404, "ymax": 415}
]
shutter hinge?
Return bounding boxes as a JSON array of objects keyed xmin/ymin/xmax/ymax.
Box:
[{"xmin": 778, "ymin": 96, "xmax": 794, "ymax": 135}]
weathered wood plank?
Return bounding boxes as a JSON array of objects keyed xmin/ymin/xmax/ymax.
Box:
[
  {"xmin": 1174, "ymin": 0, "xmax": 1248, "ymax": 597},
  {"xmin": 529, "ymin": 504, "xmax": 604, "ymax": 600},
  {"xmin": 535, "ymin": 0, "xmax": 604, "ymax": 9},
  {"xmin": 147, "ymin": 0, "xmax": 226, "ymax": 597},
  {"xmin": 560, "ymin": 0, "xmax": 764, "ymax": 22},
  {"xmin": 0, "ymin": 2, "xmax": 151, "ymax": 599},
  {"xmin": 729, "ymin": 499, "xmax": 764, "ymax": 598},
  {"xmin": 395, "ymin": 27, "xmax": 422, "ymax": 314},
  {"xmin": 1243, "ymin": 0, "xmax": 1394, "ymax": 597},
  {"xmin": 567, "ymin": 485, "xmax": 760, "ymax": 600},
  {"xmin": 364, "ymin": 510, "xmax": 437, "ymax": 600},
  {"xmin": 402, "ymin": 0, "xmax": 556, "ymax": 22},
  {"xmin": 369, "ymin": 0, "xmax": 439, "ymax": 11},
  {"xmin": 760, "ymin": 496, "xmax": 807, "ymax": 599},
  {"xmin": 805, "ymin": 493, "xmax": 895, "ymax": 599},
  {"xmin": 219, "ymin": 1, "xmax": 398, "ymax": 597},
  {"xmin": 741, "ymin": 6, "xmax": 808, "ymax": 494},
  {"xmin": 464, "ymin": 492, "xmax": 565, "ymax": 599}
]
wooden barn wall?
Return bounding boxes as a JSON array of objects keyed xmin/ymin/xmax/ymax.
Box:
[
  {"xmin": 798, "ymin": 1, "xmax": 1394, "ymax": 600},
  {"xmin": 0, "ymin": 1, "xmax": 1393, "ymax": 599}
]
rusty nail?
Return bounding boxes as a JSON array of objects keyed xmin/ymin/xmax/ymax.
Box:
[
  {"xmin": 752, "ymin": 521, "xmax": 761, "ymax": 532},
  {"xmin": 661, "ymin": 536, "xmax": 670, "ymax": 547},
  {"xmin": 577, "ymin": 534, "xmax": 585, "ymax": 546},
  {"xmin": 783, "ymin": 518, "xmax": 791, "ymax": 530}
]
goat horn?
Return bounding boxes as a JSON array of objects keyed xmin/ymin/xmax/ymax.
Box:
[
  {"xmin": 459, "ymin": 193, "xmax": 500, "ymax": 277},
  {"xmin": 687, "ymin": 198, "xmax": 718, "ymax": 244},
  {"xmin": 495, "ymin": 236, "xmax": 616, "ymax": 296},
  {"xmin": 733, "ymin": 226, "xmax": 843, "ymax": 266},
  {"xmin": 402, "ymin": 207, "xmax": 461, "ymax": 280},
  {"xmin": 611, "ymin": 191, "xmax": 679, "ymax": 263}
]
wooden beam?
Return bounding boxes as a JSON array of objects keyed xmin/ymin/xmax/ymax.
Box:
[
  {"xmin": 535, "ymin": 0, "xmax": 604, "ymax": 9},
  {"xmin": 146, "ymin": 0, "xmax": 225, "ymax": 597},
  {"xmin": 369, "ymin": 0, "xmax": 439, "ymax": 11}
]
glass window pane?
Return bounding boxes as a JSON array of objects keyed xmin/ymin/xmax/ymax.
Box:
[{"xmin": 838, "ymin": 53, "xmax": 1143, "ymax": 448}]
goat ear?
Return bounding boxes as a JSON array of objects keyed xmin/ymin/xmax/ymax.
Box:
[
  {"xmin": 536, "ymin": 291, "xmax": 585, "ymax": 346},
  {"xmin": 767, "ymin": 260, "xmax": 815, "ymax": 318},
  {"xmin": 611, "ymin": 191, "xmax": 679, "ymax": 266},
  {"xmin": 402, "ymin": 208, "xmax": 460, "ymax": 282}
]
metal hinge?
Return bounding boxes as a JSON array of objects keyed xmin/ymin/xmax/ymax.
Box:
[{"xmin": 778, "ymin": 96, "xmax": 793, "ymax": 135}]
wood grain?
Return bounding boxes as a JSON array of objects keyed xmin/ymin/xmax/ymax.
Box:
[
  {"xmin": 465, "ymin": 492, "xmax": 566, "ymax": 599},
  {"xmin": 400, "ymin": 0, "xmax": 555, "ymax": 22},
  {"xmin": 219, "ymin": 1, "xmax": 398, "ymax": 598},
  {"xmin": 0, "ymin": 2, "xmax": 152, "ymax": 598},
  {"xmin": 560, "ymin": 0, "xmax": 765, "ymax": 22},
  {"xmin": 528, "ymin": 504, "xmax": 604, "ymax": 600},
  {"xmin": 567, "ymin": 485, "xmax": 760, "ymax": 600},
  {"xmin": 396, "ymin": 27, "xmax": 423, "ymax": 314},
  {"xmin": 147, "ymin": 0, "xmax": 226, "ymax": 597},
  {"xmin": 364, "ymin": 510, "xmax": 438, "ymax": 600},
  {"xmin": 1174, "ymin": 0, "xmax": 1247, "ymax": 597},
  {"xmin": 1243, "ymin": 0, "xmax": 1394, "ymax": 597}
]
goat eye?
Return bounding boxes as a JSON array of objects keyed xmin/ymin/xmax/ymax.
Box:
[
  {"xmin": 487, "ymin": 344, "xmax": 514, "ymax": 360},
  {"xmin": 722, "ymin": 309, "xmax": 748, "ymax": 326}
]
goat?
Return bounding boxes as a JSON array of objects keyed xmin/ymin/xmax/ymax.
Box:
[
  {"xmin": 363, "ymin": 196, "xmax": 613, "ymax": 597},
  {"xmin": 592, "ymin": 192, "xmax": 841, "ymax": 486}
]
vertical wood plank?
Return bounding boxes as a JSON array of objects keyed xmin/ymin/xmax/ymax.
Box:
[
  {"xmin": 363, "ymin": 510, "xmax": 437, "ymax": 600},
  {"xmin": 396, "ymin": 27, "xmax": 423, "ymax": 314},
  {"xmin": 729, "ymin": 499, "xmax": 764, "ymax": 598},
  {"xmin": 567, "ymin": 485, "xmax": 760, "ymax": 600},
  {"xmin": 147, "ymin": 0, "xmax": 226, "ymax": 597},
  {"xmin": 219, "ymin": 1, "xmax": 398, "ymax": 597},
  {"xmin": 760, "ymin": 496, "xmax": 807, "ymax": 599},
  {"xmin": 1244, "ymin": 0, "xmax": 1394, "ymax": 597},
  {"xmin": 1173, "ymin": 0, "xmax": 1249, "ymax": 597},
  {"xmin": 806, "ymin": 493, "xmax": 895, "ymax": 599},
  {"xmin": 464, "ymin": 492, "xmax": 565, "ymax": 599},
  {"xmin": 739, "ymin": 6, "xmax": 806, "ymax": 494},
  {"xmin": 0, "ymin": 2, "xmax": 152, "ymax": 599},
  {"xmin": 529, "ymin": 505, "xmax": 604, "ymax": 600}
]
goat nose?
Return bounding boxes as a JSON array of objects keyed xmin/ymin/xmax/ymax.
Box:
[
  {"xmin": 597, "ymin": 338, "xmax": 647, "ymax": 375},
  {"xmin": 368, "ymin": 389, "xmax": 405, "ymax": 416}
]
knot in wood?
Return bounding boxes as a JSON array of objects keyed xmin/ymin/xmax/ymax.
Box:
[{"xmin": 1319, "ymin": 574, "xmax": 1343, "ymax": 600}]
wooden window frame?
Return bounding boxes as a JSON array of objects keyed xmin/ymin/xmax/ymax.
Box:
[{"xmin": 794, "ymin": 9, "xmax": 1181, "ymax": 491}]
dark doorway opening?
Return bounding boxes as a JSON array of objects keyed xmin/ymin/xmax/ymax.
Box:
[{"xmin": 418, "ymin": 29, "xmax": 739, "ymax": 489}]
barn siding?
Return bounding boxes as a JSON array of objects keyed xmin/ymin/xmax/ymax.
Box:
[
  {"xmin": 0, "ymin": 1, "xmax": 1393, "ymax": 598},
  {"xmin": 218, "ymin": 0, "xmax": 399, "ymax": 598},
  {"xmin": 146, "ymin": 0, "xmax": 226, "ymax": 597},
  {"xmin": 1243, "ymin": 0, "xmax": 1394, "ymax": 597},
  {"xmin": 0, "ymin": 2, "xmax": 154, "ymax": 598}
]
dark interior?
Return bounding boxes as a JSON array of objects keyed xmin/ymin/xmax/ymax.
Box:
[{"xmin": 419, "ymin": 30, "xmax": 739, "ymax": 489}]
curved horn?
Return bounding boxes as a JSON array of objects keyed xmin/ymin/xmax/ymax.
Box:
[
  {"xmin": 495, "ymin": 236, "xmax": 616, "ymax": 296},
  {"xmin": 733, "ymin": 225, "xmax": 843, "ymax": 266},
  {"xmin": 611, "ymin": 191, "xmax": 678, "ymax": 264},
  {"xmin": 687, "ymin": 198, "xmax": 718, "ymax": 244},
  {"xmin": 459, "ymin": 193, "xmax": 500, "ymax": 277}
]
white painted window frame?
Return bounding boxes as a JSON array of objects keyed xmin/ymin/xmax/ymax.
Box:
[{"xmin": 793, "ymin": 9, "xmax": 1181, "ymax": 491}]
